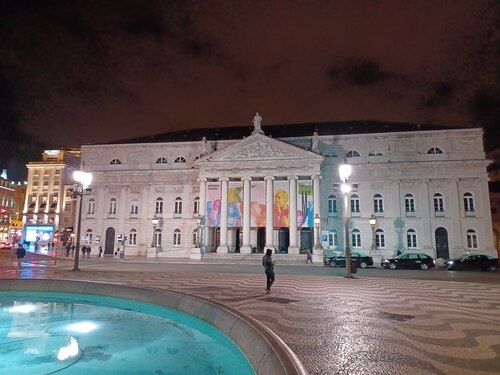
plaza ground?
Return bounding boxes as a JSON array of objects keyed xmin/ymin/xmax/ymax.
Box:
[{"xmin": 2, "ymin": 250, "xmax": 499, "ymax": 375}]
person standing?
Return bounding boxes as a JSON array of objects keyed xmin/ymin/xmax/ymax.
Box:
[
  {"xmin": 306, "ymin": 250, "xmax": 313, "ymax": 264},
  {"xmin": 15, "ymin": 245, "xmax": 26, "ymax": 272},
  {"xmin": 98, "ymin": 245, "xmax": 103, "ymax": 258},
  {"xmin": 262, "ymin": 248, "xmax": 275, "ymax": 294}
]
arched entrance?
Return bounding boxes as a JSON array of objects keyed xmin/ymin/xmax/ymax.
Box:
[
  {"xmin": 300, "ymin": 227, "xmax": 313, "ymax": 251},
  {"xmin": 105, "ymin": 227, "xmax": 115, "ymax": 255},
  {"xmin": 256, "ymin": 227, "xmax": 266, "ymax": 253},
  {"xmin": 278, "ymin": 228, "xmax": 289, "ymax": 253},
  {"xmin": 435, "ymin": 227, "xmax": 449, "ymax": 259}
]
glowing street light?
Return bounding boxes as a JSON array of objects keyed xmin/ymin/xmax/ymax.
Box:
[
  {"xmin": 71, "ymin": 171, "xmax": 93, "ymax": 272},
  {"xmin": 151, "ymin": 216, "xmax": 159, "ymax": 247},
  {"xmin": 339, "ymin": 160, "xmax": 354, "ymax": 278},
  {"xmin": 314, "ymin": 214, "xmax": 322, "ymax": 250},
  {"xmin": 369, "ymin": 215, "xmax": 377, "ymax": 251}
]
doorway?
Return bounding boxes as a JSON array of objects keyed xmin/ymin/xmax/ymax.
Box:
[
  {"xmin": 435, "ymin": 227, "xmax": 449, "ymax": 259},
  {"xmin": 256, "ymin": 227, "xmax": 266, "ymax": 253},
  {"xmin": 300, "ymin": 228, "xmax": 313, "ymax": 251},
  {"xmin": 277, "ymin": 228, "xmax": 289, "ymax": 253},
  {"xmin": 105, "ymin": 227, "xmax": 115, "ymax": 255}
]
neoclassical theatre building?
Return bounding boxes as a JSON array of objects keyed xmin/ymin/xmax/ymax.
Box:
[{"xmin": 79, "ymin": 116, "xmax": 495, "ymax": 262}]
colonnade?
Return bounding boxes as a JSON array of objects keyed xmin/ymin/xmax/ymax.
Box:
[{"xmin": 198, "ymin": 175, "xmax": 322, "ymax": 255}]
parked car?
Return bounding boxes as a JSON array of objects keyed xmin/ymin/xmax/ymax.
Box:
[
  {"xmin": 444, "ymin": 254, "xmax": 498, "ymax": 272},
  {"xmin": 0, "ymin": 242, "xmax": 12, "ymax": 249},
  {"xmin": 381, "ymin": 252, "xmax": 435, "ymax": 270},
  {"xmin": 327, "ymin": 252, "xmax": 374, "ymax": 269}
]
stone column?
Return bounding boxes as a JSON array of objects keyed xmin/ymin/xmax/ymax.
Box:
[
  {"xmin": 312, "ymin": 175, "xmax": 323, "ymax": 260},
  {"xmin": 218, "ymin": 177, "xmax": 229, "ymax": 253},
  {"xmin": 288, "ymin": 176, "xmax": 299, "ymax": 254},
  {"xmin": 265, "ymin": 176, "xmax": 275, "ymax": 249},
  {"xmin": 240, "ymin": 177, "xmax": 252, "ymax": 253}
]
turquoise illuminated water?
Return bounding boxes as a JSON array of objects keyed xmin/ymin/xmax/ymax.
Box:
[{"xmin": 0, "ymin": 291, "xmax": 255, "ymax": 374}]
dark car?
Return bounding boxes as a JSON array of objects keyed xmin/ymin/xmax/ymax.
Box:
[
  {"xmin": 444, "ymin": 254, "xmax": 498, "ymax": 272},
  {"xmin": 381, "ymin": 252, "xmax": 435, "ymax": 270},
  {"xmin": 327, "ymin": 252, "xmax": 374, "ymax": 269}
]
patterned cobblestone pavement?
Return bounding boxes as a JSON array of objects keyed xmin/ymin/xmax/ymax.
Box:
[{"xmin": 1, "ymin": 256, "xmax": 499, "ymax": 375}]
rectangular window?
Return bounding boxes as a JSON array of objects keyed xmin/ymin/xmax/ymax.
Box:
[
  {"xmin": 174, "ymin": 201, "xmax": 183, "ymax": 214},
  {"xmin": 129, "ymin": 232, "xmax": 137, "ymax": 246}
]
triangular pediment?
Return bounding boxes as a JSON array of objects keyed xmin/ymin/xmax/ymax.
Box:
[{"xmin": 197, "ymin": 133, "xmax": 323, "ymax": 163}]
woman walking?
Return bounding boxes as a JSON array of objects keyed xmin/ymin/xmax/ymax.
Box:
[{"xmin": 262, "ymin": 249, "xmax": 275, "ymax": 294}]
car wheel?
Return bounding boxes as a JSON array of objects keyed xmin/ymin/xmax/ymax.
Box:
[
  {"xmin": 359, "ymin": 261, "xmax": 367, "ymax": 269},
  {"xmin": 389, "ymin": 263, "xmax": 397, "ymax": 270},
  {"xmin": 420, "ymin": 263, "xmax": 429, "ymax": 270},
  {"xmin": 330, "ymin": 261, "xmax": 337, "ymax": 268},
  {"xmin": 488, "ymin": 265, "xmax": 498, "ymax": 272}
]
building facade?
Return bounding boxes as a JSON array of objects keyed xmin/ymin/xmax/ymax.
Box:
[
  {"xmin": 23, "ymin": 149, "xmax": 81, "ymax": 248},
  {"xmin": 0, "ymin": 175, "xmax": 15, "ymax": 243},
  {"xmin": 79, "ymin": 119, "xmax": 496, "ymax": 262}
]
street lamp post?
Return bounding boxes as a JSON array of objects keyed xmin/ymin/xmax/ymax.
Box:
[
  {"xmin": 314, "ymin": 214, "xmax": 322, "ymax": 250},
  {"xmin": 339, "ymin": 160, "xmax": 354, "ymax": 278},
  {"xmin": 71, "ymin": 171, "xmax": 93, "ymax": 272},
  {"xmin": 369, "ymin": 215, "xmax": 377, "ymax": 251},
  {"xmin": 151, "ymin": 216, "xmax": 159, "ymax": 247}
]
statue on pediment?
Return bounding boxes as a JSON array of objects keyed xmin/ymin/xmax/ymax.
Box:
[
  {"xmin": 252, "ymin": 112, "xmax": 264, "ymax": 134},
  {"xmin": 312, "ymin": 131, "xmax": 319, "ymax": 151}
]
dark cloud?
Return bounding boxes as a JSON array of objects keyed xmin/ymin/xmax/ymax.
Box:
[
  {"xmin": 421, "ymin": 81, "xmax": 455, "ymax": 109},
  {"xmin": 327, "ymin": 58, "xmax": 392, "ymax": 87}
]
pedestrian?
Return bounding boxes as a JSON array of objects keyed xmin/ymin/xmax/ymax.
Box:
[
  {"xmin": 86, "ymin": 246, "xmax": 91, "ymax": 258},
  {"xmin": 306, "ymin": 250, "xmax": 313, "ymax": 264},
  {"xmin": 81, "ymin": 246, "xmax": 86, "ymax": 258},
  {"xmin": 65, "ymin": 244, "xmax": 71, "ymax": 257},
  {"xmin": 15, "ymin": 245, "xmax": 26, "ymax": 272},
  {"xmin": 262, "ymin": 248, "xmax": 275, "ymax": 294},
  {"xmin": 98, "ymin": 245, "xmax": 103, "ymax": 258},
  {"xmin": 115, "ymin": 247, "xmax": 120, "ymax": 258},
  {"xmin": 70, "ymin": 244, "xmax": 75, "ymax": 257}
]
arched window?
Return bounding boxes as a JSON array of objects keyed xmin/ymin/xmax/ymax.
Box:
[
  {"xmin": 463, "ymin": 192, "xmax": 475, "ymax": 213},
  {"xmin": 130, "ymin": 199, "xmax": 139, "ymax": 215},
  {"xmin": 433, "ymin": 193, "xmax": 444, "ymax": 213},
  {"xmin": 192, "ymin": 229, "xmax": 198, "ymax": 247},
  {"xmin": 129, "ymin": 229, "xmax": 137, "ymax": 246},
  {"xmin": 466, "ymin": 229, "xmax": 478, "ymax": 249},
  {"xmin": 427, "ymin": 147, "xmax": 443, "ymax": 154},
  {"xmin": 110, "ymin": 158, "xmax": 122, "ymax": 165},
  {"xmin": 373, "ymin": 194, "xmax": 384, "ymax": 214},
  {"xmin": 368, "ymin": 150, "xmax": 383, "ymax": 156},
  {"xmin": 407, "ymin": 229, "xmax": 417, "ymax": 248},
  {"xmin": 153, "ymin": 229, "xmax": 162, "ymax": 247},
  {"xmin": 346, "ymin": 150, "xmax": 361, "ymax": 158},
  {"xmin": 193, "ymin": 197, "xmax": 199, "ymax": 214},
  {"xmin": 324, "ymin": 152, "xmax": 338, "ymax": 158},
  {"xmin": 173, "ymin": 228, "xmax": 181, "ymax": 246},
  {"xmin": 155, "ymin": 157, "xmax": 167, "ymax": 164},
  {"xmin": 405, "ymin": 194, "xmax": 415, "ymax": 214},
  {"xmin": 85, "ymin": 229, "xmax": 93, "ymax": 245},
  {"xmin": 109, "ymin": 198, "xmax": 117, "ymax": 215},
  {"xmin": 350, "ymin": 194, "xmax": 360, "ymax": 213},
  {"xmin": 375, "ymin": 229, "xmax": 385, "ymax": 248},
  {"xmin": 327, "ymin": 194, "xmax": 337, "ymax": 214},
  {"xmin": 351, "ymin": 229, "xmax": 361, "ymax": 248},
  {"xmin": 174, "ymin": 156, "xmax": 187, "ymax": 163},
  {"xmin": 328, "ymin": 230, "xmax": 338, "ymax": 248},
  {"xmin": 87, "ymin": 198, "xmax": 95, "ymax": 215},
  {"xmin": 174, "ymin": 197, "xmax": 183, "ymax": 215},
  {"xmin": 155, "ymin": 197, "xmax": 163, "ymax": 214}
]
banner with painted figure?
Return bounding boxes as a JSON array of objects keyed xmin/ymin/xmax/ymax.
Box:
[
  {"xmin": 228, "ymin": 181, "xmax": 243, "ymax": 227},
  {"xmin": 206, "ymin": 182, "xmax": 221, "ymax": 227},
  {"xmin": 273, "ymin": 180, "xmax": 289, "ymax": 227},
  {"xmin": 297, "ymin": 180, "xmax": 314, "ymax": 228},
  {"xmin": 250, "ymin": 181, "xmax": 266, "ymax": 227}
]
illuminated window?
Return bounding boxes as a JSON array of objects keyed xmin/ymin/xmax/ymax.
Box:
[
  {"xmin": 328, "ymin": 230, "xmax": 338, "ymax": 248},
  {"xmin": 350, "ymin": 194, "xmax": 360, "ymax": 213}
]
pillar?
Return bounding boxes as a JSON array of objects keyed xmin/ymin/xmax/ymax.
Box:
[
  {"xmin": 218, "ymin": 177, "xmax": 229, "ymax": 253},
  {"xmin": 265, "ymin": 176, "xmax": 274, "ymax": 249},
  {"xmin": 288, "ymin": 176, "xmax": 299, "ymax": 254},
  {"xmin": 241, "ymin": 177, "xmax": 252, "ymax": 253}
]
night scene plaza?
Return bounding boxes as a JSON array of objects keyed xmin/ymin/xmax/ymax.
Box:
[{"xmin": 1, "ymin": 250, "xmax": 499, "ymax": 375}]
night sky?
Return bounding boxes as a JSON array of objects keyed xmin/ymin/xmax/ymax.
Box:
[{"xmin": 1, "ymin": 0, "xmax": 499, "ymax": 180}]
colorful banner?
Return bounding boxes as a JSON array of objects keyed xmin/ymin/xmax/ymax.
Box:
[
  {"xmin": 228, "ymin": 181, "xmax": 243, "ymax": 227},
  {"xmin": 250, "ymin": 181, "xmax": 266, "ymax": 227},
  {"xmin": 273, "ymin": 180, "xmax": 289, "ymax": 227},
  {"xmin": 297, "ymin": 180, "xmax": 313, "ymax": 228},
  {"xmin": 206, "ymin": 182, "xmax": 221, "ymax": 227}
]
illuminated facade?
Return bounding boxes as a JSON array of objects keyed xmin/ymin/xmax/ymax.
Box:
[
  {"xmin": 23, "ymin": 149, "xmax": 81, "ymax": 246},
  {"xmin": 79, "ymin": 119, "xmax": 496, "ymax": 262},
  {"xmin": 0, "ymin": 176, "xmax": 15, "ymax": 242}
]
